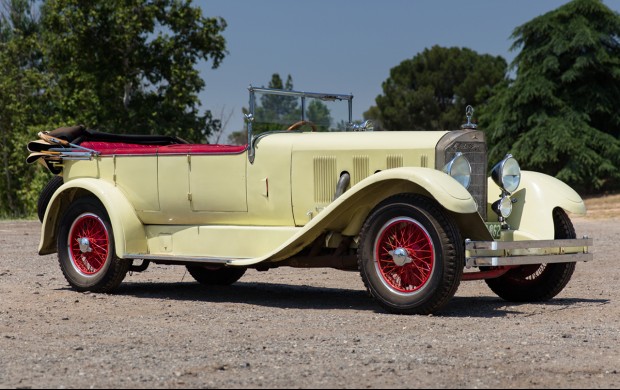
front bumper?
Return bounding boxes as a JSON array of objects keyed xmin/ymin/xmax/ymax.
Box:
[{"xmin": 465, "ymin": 238, "xmax": 593, "ymax": 268}]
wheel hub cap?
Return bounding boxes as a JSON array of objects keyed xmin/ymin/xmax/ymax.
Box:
[
  {"xmin": 78, "ymin": 237, "xmax": 93, "ymax": 253},
  {"xmin": 389, "ymin": 247, "xmax": 413, "ymax": 266}
]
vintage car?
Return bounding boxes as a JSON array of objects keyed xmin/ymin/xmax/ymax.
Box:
[{"xmin": 27, "ymin": 86, "xmax": 593, "ymax": 315}]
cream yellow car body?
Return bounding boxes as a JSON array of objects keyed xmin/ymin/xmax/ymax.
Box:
[
  {"xmin": 29, "ymin": 87, "xmax": 594, "ymax": 314},
  {"xmin": 39, "ymin": 131, "xmax": 483, "ymax": 261}
]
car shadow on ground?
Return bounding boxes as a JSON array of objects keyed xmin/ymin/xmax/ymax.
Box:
[
  {"xmin": 111, "ymin": 281, "xmax": 610, "ymax": 319},
  {"xmin": 443, "ymin": 296, "xmax": 610, "ymax": 318}
]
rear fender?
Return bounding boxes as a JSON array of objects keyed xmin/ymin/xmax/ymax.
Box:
[
  {"xmin": 488, "ymin": 171, "xmax": 587, "ymax": 240},
  {"xmin": 39, "ymin": 178, "xmax": 146, "ymax": 257}
]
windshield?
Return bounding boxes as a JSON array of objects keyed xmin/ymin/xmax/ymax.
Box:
[{"xmin": 248, "ymin": 87, "xmax": 353, "ymax": 134}]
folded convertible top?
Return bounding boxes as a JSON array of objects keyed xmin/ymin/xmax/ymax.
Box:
[
  {"xmin": 26, "ymin": 125, "xmax": 189, "ymax": 174},
  {"xmin": 46, "ymin": 125, "xmax": 189, "ymax": 145}
]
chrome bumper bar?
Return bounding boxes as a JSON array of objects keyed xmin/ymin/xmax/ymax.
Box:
[{"xmin": 465, "ymin": 238, "xmax": 593, "ymax": 268}]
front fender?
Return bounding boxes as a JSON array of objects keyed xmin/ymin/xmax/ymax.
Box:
[
  {"xmin": 352, "ymin": 167, "xmax": 479, "ymax": 214},
  {"xmin": 325, "ymin": 167, "xmax": 488, "ymax": 239},
  {"xmin": 39, "ymin": 178, "xmax": 147, "ymax": 257},
  {"xmin": 488, "ymin": 171, "xmax": 587, "ymax": 240},
  {"xmin": 247, "ymin": 167, "xmax": 488, "ymax": 264}
]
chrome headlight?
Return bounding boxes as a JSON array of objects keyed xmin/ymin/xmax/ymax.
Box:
[
  {"xmin": 443, "ymin": 152, "xmax": 471, "ymax": 189},
  {"xmin": 491, "ymin": 154, "xmax": 521, "ymax": 194}
]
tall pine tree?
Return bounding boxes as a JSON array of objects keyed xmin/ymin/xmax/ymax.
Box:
[{"xmin": 482, "ymin": 0, "xmax": 620, "ymax": 193}]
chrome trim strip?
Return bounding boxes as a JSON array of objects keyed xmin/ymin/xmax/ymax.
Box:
[{"xmin": 124, "ymin": 254, "xmax": 248, "ymax": 265}]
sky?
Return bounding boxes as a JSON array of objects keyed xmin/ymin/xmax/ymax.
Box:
[{"xmin": 197, "ymin": 0, "xmax": 620, "ymax": 141}]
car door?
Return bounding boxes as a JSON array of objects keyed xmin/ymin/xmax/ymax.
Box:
[{"xmin": 187, "ymin": 145, "xmax": 248, "ymax": 213}]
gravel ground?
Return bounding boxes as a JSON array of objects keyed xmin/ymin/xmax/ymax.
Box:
[{"xmin": 0, "ymin": 214, "xmax": 618, "ymax": 389}]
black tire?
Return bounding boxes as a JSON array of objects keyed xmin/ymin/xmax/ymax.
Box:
[
  {"xmin": 485, "ymin": 208, "xmax": 577, "ymax": 302},
  {"xmin": 358, "ymin": 194, "xmax": 464, "ymax": 315},
  {"xmin": 38, "ymin": 176, "xmax": 64, "ymax": 222},
  {"xmin": 57, "ymin": 197, "xmax": 129, "ymax": 292},
  {"xmin": 186, "ymin": 265, "xmax": 246, "ymax": 286}
]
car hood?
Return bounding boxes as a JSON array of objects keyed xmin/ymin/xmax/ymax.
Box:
[{"xmin": 288, "ymin": 130, "xmax": 451, "ymax": 154}]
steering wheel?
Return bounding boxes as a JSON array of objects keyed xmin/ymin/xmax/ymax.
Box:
[{"xmin": 287, "ymin": 120, "xmax": 318, "ymax": 132}]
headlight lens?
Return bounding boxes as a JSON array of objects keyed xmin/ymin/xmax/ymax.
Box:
[
  {"xmin": 443, "ymin": 152, "xmax": 471, "ymax": 189},
  {"xmin": 491, "ymin": 154, "xmax": 521, "ymax": 194}
]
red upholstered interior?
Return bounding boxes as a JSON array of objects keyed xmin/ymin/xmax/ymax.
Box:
[
  {"xmin": 80, "ymin": 142, "xmax": 247, "ymax": 156},
  {"xmin": 80, "ymin": 142, "xmax": 159, "ymax": 155}
]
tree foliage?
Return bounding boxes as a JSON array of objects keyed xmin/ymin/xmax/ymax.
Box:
[
  {"xmin": 366, "ymin": 46, "xmax": 507, "ymax": 130},
  {"xmin": 0, "ymin": 0, "xmax": 227, "ymax": 218},
  {"xmin": 41, "ymin": 0, "xmax": 227, "ymax": 142},
  {"xmin": 481, "ymin": 0, "xmax": 620, "ymax": 192},
  {"xmin": 0, "ymin": 0, "xmax": 52, "ymax": 217}
]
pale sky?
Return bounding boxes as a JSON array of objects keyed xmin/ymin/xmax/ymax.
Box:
[{"xmin": 196, "ymin": 0, "xmax": 620, "ymax": 140}]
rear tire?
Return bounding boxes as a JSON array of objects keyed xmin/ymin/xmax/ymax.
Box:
[
  {"xmin": 38, "ymin": 176, "xmax": 64, "ymax": 222},
  {"xmin": 358, "ymin": 194, "xmax": 464, "ymax": 315},
  {"xmin": 485, "ymin": 208, "xmax": 577, "ymax": 302},
  {"xmin": 186, "ymin": 266, "xmax": 246, "ymax": 286},
  {"xmin": 57, "ymin": 197, "xmax": 129, "ymax": 292}
]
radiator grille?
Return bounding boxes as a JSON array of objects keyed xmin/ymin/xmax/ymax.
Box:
[{"xmin": 436, "ymin": 131, "xmax": 487, "ymax": 220}]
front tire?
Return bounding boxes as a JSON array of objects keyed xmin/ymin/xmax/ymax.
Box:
[
  {"xmin": 358, "ymin": 194, "xmax": 464, "ymax": 315},
  {"xmin": 485, "ymin": 208, "xmax": 577, "ymax": 302},
  {"xmin": 57, "ymin": 197, "xmax": 129, "ymax": 292}
]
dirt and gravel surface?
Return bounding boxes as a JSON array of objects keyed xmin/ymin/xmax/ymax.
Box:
[{"xmin": 1, "ymin": 197, "xmax": 619, "ymax": 389}]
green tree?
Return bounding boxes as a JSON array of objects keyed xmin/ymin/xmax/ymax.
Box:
[
  {"xmin": 365, "ymin": 45, "xmax": 507, "ymax": 131},
  {"xmin": 481, "ymin": 0, "xmax": 620, "ymax": 192},
  {"xmin": 0, "ymin": 0, "xmax": 52, "ymax": 217},
  {"xmin": 306, "ymin": 99, "xmax": 332, "ymax": 132},
  {"xmin": 41, "ymin": 0, "xmax": 227, "ymax": 143}
]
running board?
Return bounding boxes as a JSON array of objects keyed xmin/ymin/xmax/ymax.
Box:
[{"xmin": 125, "ymin": 253, "xmax": 246, "ymax": 266}]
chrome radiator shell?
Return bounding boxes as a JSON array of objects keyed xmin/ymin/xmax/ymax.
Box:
[{"xmin": 436, "ymin": 130, "xmax": 488, "ymax": 220}]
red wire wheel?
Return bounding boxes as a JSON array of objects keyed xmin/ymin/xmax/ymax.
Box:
[
  {"xmin": 57, "ymin": 197, "xmax": 129, "ymax": 292},
  {"xmin": 67, "ymin": 213, "xmax": 111, "ymax": 276},
  {"xmin": 358, "ymin": 194, "xmax": 463, "ymax": 315},
  {"xmin": 373, "ymin": 217, "xmax": 435, "ymax": 295}
]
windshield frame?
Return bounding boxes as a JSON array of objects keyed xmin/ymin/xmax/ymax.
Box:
[{"xmin": 247, "ymin": 86, "xmax": 354, "ymax": 163}]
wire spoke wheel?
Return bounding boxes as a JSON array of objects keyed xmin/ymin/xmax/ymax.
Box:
[
  {"xmin": 57, "ymin": 197, "xmax": 129, "ymax": 292},
  {"xmin": 68, "ymin": 214, "xmax": 110, "ymax": 276},
  {"xmin": 374, "ymin": 218, "xmax": 435, "ymax": 294},
  {"xmin": 358, "ymin": 194, "xmax": 463, "ymax": 315}
]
